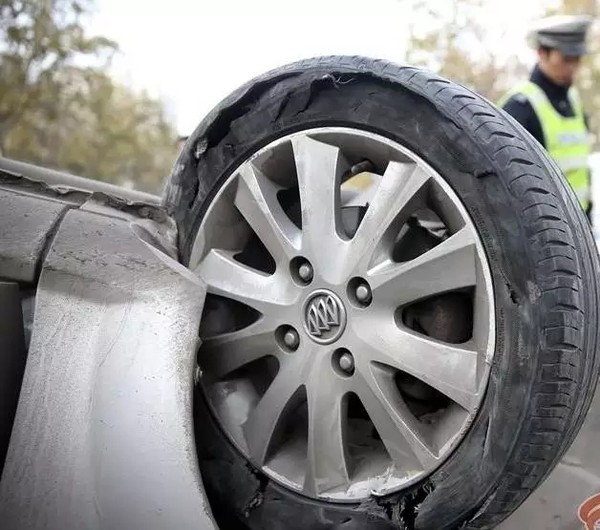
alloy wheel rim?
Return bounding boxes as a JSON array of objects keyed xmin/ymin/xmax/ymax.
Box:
[{"xmin": 191, "ymin": 128, "xmax": 495, "ymax": 501}]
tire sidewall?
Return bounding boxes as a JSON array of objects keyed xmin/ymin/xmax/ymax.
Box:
[{"xmin": 169, "ymin": 63, "xmax": 591, "ymax": 530}]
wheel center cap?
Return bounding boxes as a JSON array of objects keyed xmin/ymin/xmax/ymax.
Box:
[{"xmin": 302, "ymin": 289, "xmax": 347, "ymax": 344}]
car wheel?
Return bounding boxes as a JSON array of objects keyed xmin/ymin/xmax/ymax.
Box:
[{"xmin": 164, "ymin": 56, "xmax": 600, "ymax": 530}]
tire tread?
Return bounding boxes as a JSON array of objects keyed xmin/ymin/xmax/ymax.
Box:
[{"xmin": 164, "ymin": 55, "xmax": 600, "ymax": 530}]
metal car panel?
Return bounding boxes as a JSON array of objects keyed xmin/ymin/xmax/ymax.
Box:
[
  {"xmin": 0, "ymin": 157, "xmax": 160, "ymax": 206},
  {"xmin": 0, "ymin": 189, "xmax": 69, "ymax": 283},
  {"xmin": 0, "ymin": 206, "xmax": 216, "ymax": 530}
]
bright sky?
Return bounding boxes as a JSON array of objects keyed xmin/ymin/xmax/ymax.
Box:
[{"xmin": 89, "ymin": 0, "xmax": 548, "ymax": 135}]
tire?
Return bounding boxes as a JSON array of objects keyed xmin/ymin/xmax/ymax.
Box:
[{"xmin": 163, "ymin": 56, "xmax": 600, "ymax": 530}]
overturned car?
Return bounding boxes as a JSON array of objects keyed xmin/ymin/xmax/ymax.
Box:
[{"xmin": 1, "ymin": 57, "xmax": 599, "ymax": 530}]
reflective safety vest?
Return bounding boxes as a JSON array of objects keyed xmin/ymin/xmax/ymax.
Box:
[{"xmin": 499, "ymin": 81, "xmax": 591, "ymax": 210}]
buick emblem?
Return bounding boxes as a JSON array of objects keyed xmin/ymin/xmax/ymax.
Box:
[{"xmin": 303, "ymin": 290, "xmax": 347, "ymax": 344}]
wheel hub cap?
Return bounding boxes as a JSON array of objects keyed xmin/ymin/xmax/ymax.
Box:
[{"xmin": 303, "ymin": 290, "xmax": 346, "ymax": 344}]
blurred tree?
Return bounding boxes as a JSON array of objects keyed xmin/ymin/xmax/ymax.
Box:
[
  {"xmin": 0, "ymin": 0, "xmax": 179, "ymax": 192},
  {"xmin": 0, "ymin": 0, "xmax": 114, "ymax": 151},
  {"xmin": 5, "ymin": 68, "xmax": 179, "ymax": 191},
  {"xmin": 403, "ymin": 0, "xmax": 530, "ymax": 102}
]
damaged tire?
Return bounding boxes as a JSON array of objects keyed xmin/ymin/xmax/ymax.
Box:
[{"xmin": 164, "ymin": 57, "xmax": 600, "ymax": 530}]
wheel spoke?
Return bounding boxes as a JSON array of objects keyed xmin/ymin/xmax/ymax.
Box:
[
  {"xmin": 472, "ymin": 263, "xmax": 492, "ymax": 355},
  {"xmin": 194, "ymin": 249, "xmax": 294, "ymax": 314},
  {"xmin": 369, "ymin": 226, "xmax": 477, "ymax": 306},
  {"xmin": 348, "ymin": 161, "xmax": 431, "ymax": 271},
  {"xmin": 292, "ymin": 136, "xmax": 349, "ymax": 280},
  {"xmin": 305, "ymin": 359, "xmax": 350, "ymax": 495},
  {"xmin": 353, "ymin": 366, "xmax": 438, "ymax": 470},
  {"xmin": 355, "ymin": 318, "xmax": 479, "ymax": 411},
  {"xmin": 199, "ymin": 320, "xmax": 279, "ymax": 380},
  {"xmin": 235, "ymin": 163, "xmax": 302, "ymax": 263},
  {"xmin": 242, "ymin": 359, "xmax": 304, "ymax": 466}
]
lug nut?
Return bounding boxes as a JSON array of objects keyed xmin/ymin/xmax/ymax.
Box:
[
  {"xmin": 338, "ymin": 352, "xmax": 355, "ymax": 375},
  {"xmin": 355, "ymin": 283, "xmax": 372, "ymax": 304},
  {"xmin": 283, "ymin": 328, "xmax": 300, "ymax": 351},
  {"xmin": 298, "ymin": 262, "xmax": 314, "ymax": 283}
]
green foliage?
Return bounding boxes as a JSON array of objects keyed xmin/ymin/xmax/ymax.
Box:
[{"xmin": 0, "ymin": 0, "xmax": 178, "ymax": 192}]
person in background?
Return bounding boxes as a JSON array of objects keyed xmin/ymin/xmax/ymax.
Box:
[{"xmin": 499, "ymin": 15, "xmax": 594, "ymax": 220}]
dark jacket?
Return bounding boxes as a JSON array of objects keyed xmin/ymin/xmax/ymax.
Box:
[{"xmin": 501, "ymin": 64, "xmax": 589, "ymax": 147}]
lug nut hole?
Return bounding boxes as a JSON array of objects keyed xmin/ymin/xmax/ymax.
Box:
[
  {"xmin": 332, "ymin": 349, "xmax": 355, "ymax": 377},
  {"xmin": 276, "ymin": 325, "xmax": 300, "ymax": 352},
  {"xmin": 347, "ymin": 277, "xmax": 372, "ymax": 308},
  {"xmin": 291, "ymin": 256, "xmax": 314, "ymax": 286}
]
